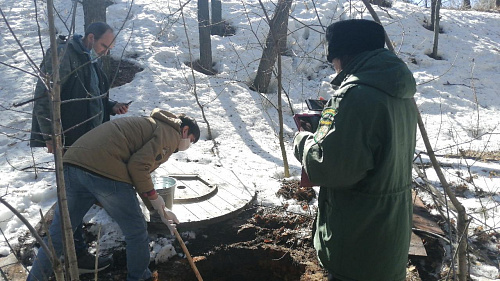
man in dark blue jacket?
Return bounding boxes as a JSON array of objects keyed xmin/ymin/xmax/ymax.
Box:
[
  {"xmin": 29, "ymin": 22, "xmax": 130, "ymax": 273},
  {"xmin": 30, "ymin": 22, "xmax": 129, "ymax": 151}
]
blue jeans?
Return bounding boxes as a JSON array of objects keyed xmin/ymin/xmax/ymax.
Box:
[{"xmin": 28, "ymin": 165, "xmax": 152, "ymax": 281}]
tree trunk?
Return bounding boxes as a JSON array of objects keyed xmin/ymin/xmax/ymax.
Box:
[
  {"xmin": 82, "ymin": 0, "xmax": 113, "ymax": 31},
  {"xmin": 277, "ymin": 53, "xmax": 290, "ymax": 178},
  {"xmin": 497, "ymin": 0, "xmax": 500, "ymax": 9},
  {"xmin": 431, "ymin": 0, "xmax": 441, "ymax": 59},
  {"xmin": 462, "ymin": 0, "xmax": 471, "ymax": 9},
  {"xmin": 430, "ymin": 0, "xmax": 436, "ymax": 29},
  {"xmin": 276, "ymin": 0, "xmax": 292, "ymax": 55},
  {"xmin": 252, "ymin": 0, "xmax": 293, "ymax": 93},
  {"xmin": 211, "ymin": 0, "xmax": 223, "ymax": 36},
  {"xmin": 47, "ymin": 0, "xmax": 79, "ymax": 279},
  {"xmin": 198, "ymin": 0, "xmax": 213, "ymax": 73}
]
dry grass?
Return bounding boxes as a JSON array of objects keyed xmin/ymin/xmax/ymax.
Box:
[{"xmin": 446, "ymin": 150, "xmax": 500, "ymax": 162}]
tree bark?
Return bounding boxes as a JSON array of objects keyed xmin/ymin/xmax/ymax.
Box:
[
  {"xmin": 277, "ymin": 53, "xmax": 290, "ymax": 178},
  {"xmin": 276, "ymin": 0, "xmax": 292, "ymax": 55},
  {"xmin": 82, "ymin": 0, "xmax": 113, "ymax": 31},
  {"xmin": 430, "ymin": 0, "xmax": 436, "ymax": 29},
  {"xmin": 47, "ymin": 0, "xmax": 79, "ymax": 279},
  {"xmin": 198, "ymin": 0, "xmax": 213, "ymax": 74},
  {"xmin": 252, "ymin": 0, "xmax": 292, "ymax": 93},
  {"xmin": 431, "ymin": 0, "xmax": 441, "ymax": 59},
  {"xmin": 211, "ymin": 0, "xmax": 223, "ymax": 36}
]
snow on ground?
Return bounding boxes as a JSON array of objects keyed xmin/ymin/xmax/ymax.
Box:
[{"xmin": 0, "ymin": 0, "xmax": 499, "ymax": 278}]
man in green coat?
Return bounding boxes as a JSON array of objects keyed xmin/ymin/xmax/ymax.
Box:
[{"xmin": 294, "ymin": 19, "xmax": 417, "ymax": 281}]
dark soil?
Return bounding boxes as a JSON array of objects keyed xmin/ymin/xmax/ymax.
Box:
[
  {"xmin": 75, "ymin": 180, "xmax": 448, "ymax": 281},
  {"xmin": 102, "ymin": 56, "xmax": 144, "ymax": 88},
  {"xmin": 16, "ymin": 179, "xmax": 452, "ymax": 281},
  {"xmin": 73, "ymin": 205, "xmax": 325, "ymax": 281},
  {"xmin": 148, "ymin": 206, "xmax": 326, "ymax": 281},
  {"xmin": 74, "ymin": 180, "xmax": 327, "ymax": 281}
]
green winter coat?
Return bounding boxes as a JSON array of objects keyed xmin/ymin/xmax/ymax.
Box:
[{"xmin": 294, "ymin": 49, "xmax": 417, "ymax": 281}]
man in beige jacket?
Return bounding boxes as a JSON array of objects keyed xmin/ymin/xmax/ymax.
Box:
[{"xmin": 28, "ymin": 109, "xmax": 200, "ymax": 281}]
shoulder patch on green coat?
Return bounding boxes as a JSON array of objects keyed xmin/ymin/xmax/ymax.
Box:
[{"xmin": 314, "ymin": 108, "xmax": 337, "ymax": 142}]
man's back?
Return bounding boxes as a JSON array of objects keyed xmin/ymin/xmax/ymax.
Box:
[{"xmin": 64, "ymin": 110, "xmax": 182, "ymax": 194}]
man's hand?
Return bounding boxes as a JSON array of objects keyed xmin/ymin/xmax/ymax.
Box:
[
  {"xmin": 149, "ymin": 194, "xmax": 164, "ymax": 210},
  {"xmin": 112, "ymin": 102, "xmax": 130, "ymax": 115},
  {"xmin": 46, "ymin": 140, "xmax": 54, "ymax": 154},
  {"xmin": 160, "ymin": 208, "xmax": 180, "ymax": 235},
  {"xmin": 150, "ymin": 195, "xmax": 180, "ymax": 235}
]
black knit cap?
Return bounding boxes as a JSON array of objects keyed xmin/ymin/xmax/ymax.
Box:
[{"xmin": 326, "ymin": 19, "xmax": 386, "ymax": 62}]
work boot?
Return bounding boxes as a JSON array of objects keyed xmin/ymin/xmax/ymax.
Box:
[{"xmin": 77, "ymin": 252, "xmax": 112, "ymax": 274}]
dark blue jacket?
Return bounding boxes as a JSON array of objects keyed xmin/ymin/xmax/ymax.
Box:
[{"xmin": 30, "ymin": 35, "xmax": 115, "ymax": 147}]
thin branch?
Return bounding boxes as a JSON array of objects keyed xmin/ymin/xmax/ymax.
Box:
[
  {"xmin": 0, "ymin": 228, "xmax": 30, "ymax": 273},
  {"xmin": 179, "ymin": 0, "xmax": 214, "ymax": 142},
  {"xmin": 0, "ymin": 61, "xmax": 39, "ymax": 79},
  {"xmin": 0, "ymin": 198, "xmax": 53, "ymax": 266},
  {"xmin": 417, "ymin": 53, "xmax": 458, "ymax": 86},
  {"xmin": 0, "ymin": 7, "xmax": 41, "ymax": 75}
]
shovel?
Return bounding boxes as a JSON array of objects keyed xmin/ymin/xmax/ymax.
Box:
[{"xmin": 162, "ymin": 209, "xmax": 203, "ymax": 281}]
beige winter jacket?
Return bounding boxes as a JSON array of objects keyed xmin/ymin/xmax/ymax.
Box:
[{"xmin": 63, "ymin": 109, "xmax": 182, "ymax": 193}]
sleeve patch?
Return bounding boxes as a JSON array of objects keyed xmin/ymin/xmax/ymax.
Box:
[{"xmin": 314, "ymin": 108, "xmax": 337, "ymax": 142}]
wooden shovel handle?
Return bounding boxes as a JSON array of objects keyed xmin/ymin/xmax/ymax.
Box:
[{"xmin": 163, "ymin": 210, "xmax": 203, "ymax": 281}]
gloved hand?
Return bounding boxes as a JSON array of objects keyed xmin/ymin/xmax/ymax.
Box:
[
  {"xmin": 161, "ymin": 208, "xmax": 180, "ymax": 235},
  {"xmin": 150, "ymin": 196, "xmax": 180, "ymax": 235},
  {"xmin": 149, "ymin": 195, "xmax": 166, "ymax": 211}
]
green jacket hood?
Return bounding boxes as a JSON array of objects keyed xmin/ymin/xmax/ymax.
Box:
[
  {"xmin": 150, "ymin": 108, "xmax": 182, "ymax": 133},
  {"xmin": 332, "ymin": 49, "xmax": 416, "ymax": 99}
]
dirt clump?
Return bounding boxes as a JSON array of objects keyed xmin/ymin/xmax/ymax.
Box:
[{"xmin": 150, "ymin": 206, "xmax": 326, "ymax": 281}]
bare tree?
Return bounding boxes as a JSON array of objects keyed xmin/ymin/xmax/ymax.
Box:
[
  {"xmin": 429, "ymin": 0, "xmax": 437, "ymax": 30},
  {"xmin": 46, "ymin": 0, "xmax": 80, "ymax": 278},
  {"xmin": 251, "ymin": 0, "xmax": 293, "ymax": 93},
  {"xmin": 197, "ymin": 0, "xmax": 215, "ymax": 74},
  {"xmin": 431, "ymin": 0, "xmax": 441, "ymax": 59},
  {"xmin": 180, "ymin": 0, "xmax": 214, "ymax": 144},
  {"xmin": 277, "ymin": 53, "xmax": 290, "ymax": 178},
  {"xmin": 211, "ymin": 0, "xmax": 223, "ymax": 35},
  {"xmin": 210, "ymin": 0, "xmax": 236, "ymax": 37},
  {"xmin": 82, "ymin": 0, "xmax": 114, "ymax": 31},
  {"xmin": 1, "ymin": 0, "xmax": 81, "ymax": 278}
]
